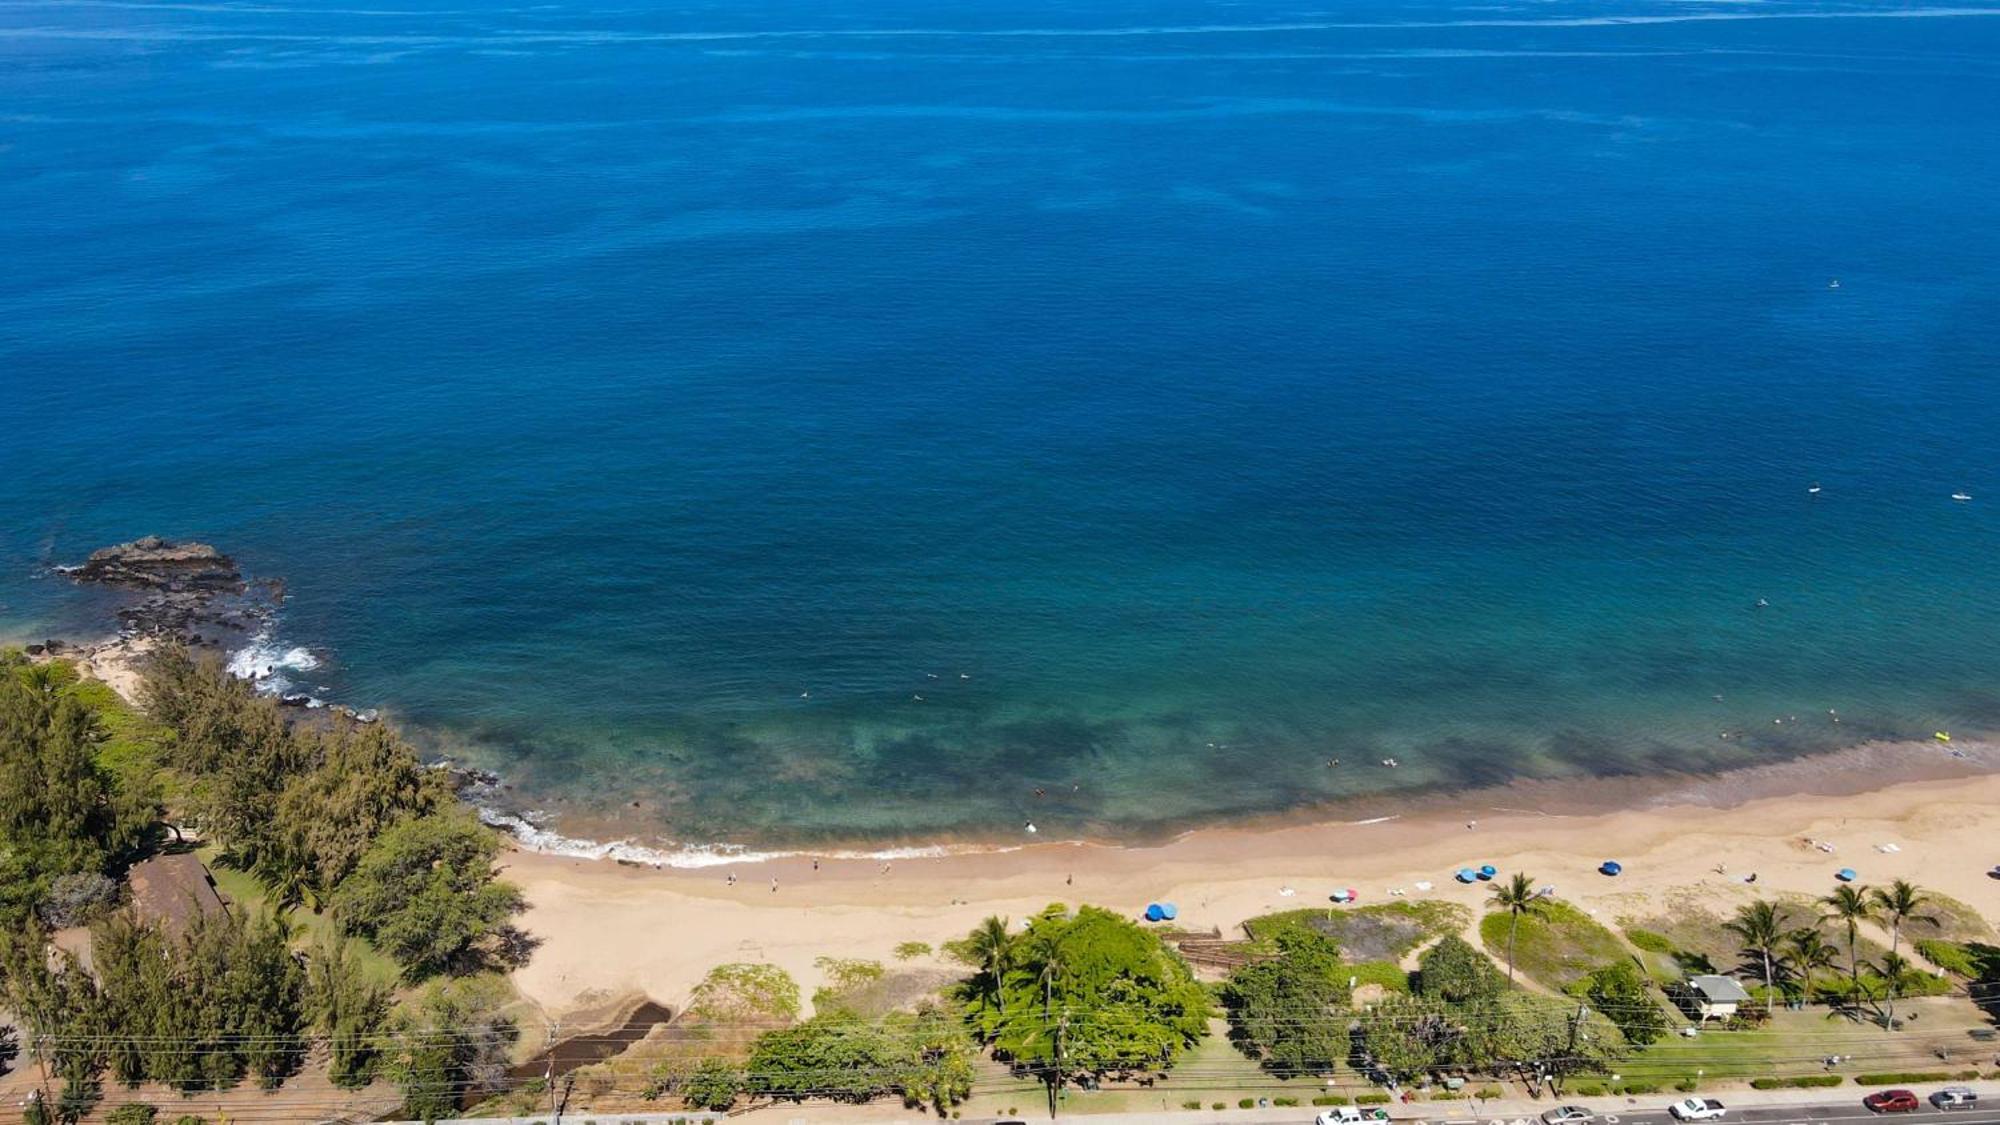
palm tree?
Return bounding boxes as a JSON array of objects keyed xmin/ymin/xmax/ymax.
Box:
[
  {"xmin": 1489, "ymin": 872, "xmax": 1543, "ymax": 988},
  {"xmin": 1784, "ymin": 927, "xmax": 1841, "ymax": 1002},
  {"xmin": 1871, "ymin": 881, "xmax": 1936, "ymax": 1030},
  {"xmin": 1724, "ymin": 900, "xmax": 1789, "ymax": 1014},
  {"xmin": 965, "ymin": 915, "xmax": 1013, "ymax": 1016},
  {"xmin": 1820, "ymin": 884, "xmax": 1876, "ymax": 1001}
]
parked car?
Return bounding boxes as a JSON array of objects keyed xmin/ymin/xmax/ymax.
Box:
[
  {"xmin": 1542, "ymin": 1106, "xmax": 1596, "ymax": 1125},
  {"xmin": 1669, "ymin": 1098, "xmax": 1728, "ymax": 1121},
  {"xmin": 1864, "ymin": 1090, "xmax": 1921, "ymax": 1114},
  {"xmin": 1932, "ymin": 1087, "xmax": 1979, "ymax": 1110}
]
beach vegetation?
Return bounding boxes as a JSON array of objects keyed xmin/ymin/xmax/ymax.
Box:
[
  {"xmin": 1820, "ymin": 884, "xmax": 1876, "ymax": 994},
  {"xmin": 1580, "ymin": 959, "xmax": 1670, "ymax": 1046},
  {"xmin": 1221, "ymin": 927, "xmax": 1351, "ymax": 1075},
  {"xmin": 1478, "ymin": 898, "xmax": 1625, "ymax": 992},
  {"xmin": 1625, "ymin": 929, "xmax": 1677, "ymax": 954},
  {"xmin": 1348, "ymin": 960, "xmax": 1414, "ymax": 995},
  {"xmin": 1415, "ymin": 935, "xmax": 1505, "ymax": 1003},
  {"xmin": 692, "ymin": 962, "xmax": 801, "ymax": 1024},
  {"xmin": 0, "ymin": 655, "xmax": 159, "ymax": 928},
  {"xmin": 1488, "ymin": 874, "xmax": 1545, "ymax": 988},
  {"xmin": 895, "ymin": 941, "xmax": 933, "ymax": 961},
  {"xmin": 680, "ymin": 1057, "xmax": 743, "ymax": 1110},
  {"xmin": 1871, "ymin": 881, "xmax": 1936, "ymax": 1031},
  {"xmin": 383, "ymin": 974, "xmax": 519, "ymax": 1123},
  {"xmin": 744, "ymin": 1002, "xmax": 975, "ymax": 1112},
  {"xmin": 955, "ymin": 904, "xmax": 1211, "ymax": 1097},
  {"xmin": 1724, "ymin": 900, "xmax": 1791, "ymax": 1015},
  {"xmin": 333, "ymin": 808, "xmax": 526, "ymax": 980},
  {"xmin": 1357, "ymin": 990, "xmax": 1625, "ymax": 1093},
  {"xmin": 1243, "ymin": 901, "xmax": 1470, "ymax": 962}
]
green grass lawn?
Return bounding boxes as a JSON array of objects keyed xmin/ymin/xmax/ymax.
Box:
[
  {"xmin": 1481, "ymin": 899, "xmax": 1628, "ymax": 991},
  {"xmin": 1611, "ymin": 998, "xmax": 1995, "ymax": 1086},
  {"xmin": 196, "ymin": 844, "xmax": 403, "ymax": 988}
]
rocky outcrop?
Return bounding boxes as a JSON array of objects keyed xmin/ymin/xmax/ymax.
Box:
[
  {"xmin": 71, "ymin": 536, "xmax": 243, "ymax": 593},
  {"xmin": 64, "ymin": 536, "xmax": 263, "ymax": 645}
]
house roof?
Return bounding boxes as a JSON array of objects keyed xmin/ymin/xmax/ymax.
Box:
[
  {"xmin": 127, "ymin": 853, "xmax": 226, "ymax": 936},
  {"xmin": 1689, "ymin": 974, "xmax": 1752, "ymax": 1003}
]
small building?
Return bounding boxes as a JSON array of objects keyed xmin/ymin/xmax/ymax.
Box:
[
  {"xmin": 1687, "ymin": 974, "xmax": 1752, "ymax": 1020},
  {"xmin": 127, "ymin": 852, "xmax": 227, "ymax": 937}
]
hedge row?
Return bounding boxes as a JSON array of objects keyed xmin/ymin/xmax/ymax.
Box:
[{"xmin": 1750, "ymin": 1075, "xmax": 1845, "ymax": 1089}]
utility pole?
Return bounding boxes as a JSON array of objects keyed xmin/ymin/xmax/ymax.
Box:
[{"xmin": 547, "ymin": 1020, "xmax": 560, "ymax": 1125}]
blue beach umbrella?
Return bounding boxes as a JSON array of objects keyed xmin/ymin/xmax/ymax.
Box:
[
  {"xmin": 1143, "ymin": 903, "xmax": 1165, "ymax": 922},
  {"xmin": 1478, "ymin": 864, "xmax": 1498, "ymax": 880},
  {"xmin": 1455, "ymin": 868, "xmax": 1479, "ymax": 884},
  {"xmin": 1836, "ymin": 868, "xmax": 1857, "ymax": 883},
  {"xmin": 1599, "ymin": 861, "xmax": 1623, "ymax": 877},
  {"xmin": 1160, "ymin": 902, "xmax": 1179, "ymax": 921}
]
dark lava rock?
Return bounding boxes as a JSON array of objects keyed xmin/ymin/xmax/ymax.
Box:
[{"xmin": 72, "ymin": 536, "xmax": 243, "ymax": 593}]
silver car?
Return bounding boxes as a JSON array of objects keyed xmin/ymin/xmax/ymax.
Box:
[
  {"xmin": 1931, "ymin": 1087, "xmax": 1978, "ymax": 1111},
  {"xmin": 1543, "ymin": 1107, "xmax": 1596, "ymax": 1125}
]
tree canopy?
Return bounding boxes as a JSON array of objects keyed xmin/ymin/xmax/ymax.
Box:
[
  {"xmin": 1222, "ymin": 927, "xmax": 1351, "ymax": 1075},
  {"xmin": 332, "ymin": 810, "xmax": 525, "ymax": 980},
  {"xmin": 970, "ymin": 904, "xmax": 1212, "ymax": 1083}
]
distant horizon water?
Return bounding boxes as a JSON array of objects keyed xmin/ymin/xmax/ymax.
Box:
[{"xmin": 4, "ymin": 0, "xmax": 1999, "ymax": 851}]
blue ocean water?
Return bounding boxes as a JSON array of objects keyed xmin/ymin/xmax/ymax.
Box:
[{"xmin": 4, "ymin": 0, "xmax": 2000, "ymax": 850}]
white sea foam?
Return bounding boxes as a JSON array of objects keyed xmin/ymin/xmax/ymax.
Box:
[
  {"xmin": 225, "ymin": 633, "xmax": 322, "ymax": 692},
  {"xmin": 476, "ymin": 805, "xmax": 1023, "ymax": 868}
]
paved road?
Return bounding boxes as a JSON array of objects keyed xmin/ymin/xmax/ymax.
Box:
[
  {"xmin": 1409, "ymin": 1102, "xmax": 1988, "ymax": 1125},
  {"xmin": 965, "ymin": 1098, "xmax": 1997, "ymax": 1125}
]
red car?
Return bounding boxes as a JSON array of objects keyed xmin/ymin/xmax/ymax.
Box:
[{"xmin": 1864, "ymin": 1090, "xmax": 1921, "ymax": 1113}]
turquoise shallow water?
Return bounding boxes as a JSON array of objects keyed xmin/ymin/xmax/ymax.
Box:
[{"xmin": 3, "ymin": 0, "xmax": 2000, "ymax": 849}]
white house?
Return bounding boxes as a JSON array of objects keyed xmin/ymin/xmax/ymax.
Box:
[{"xmin": 1688, "ymin": 974, "xmax": 1752, "ymax": 1020}]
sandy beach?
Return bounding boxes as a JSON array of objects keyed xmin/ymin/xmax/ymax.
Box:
[{"xmin": 506, "ymin": 737, "xmax": 2000, "ymax": 1024}]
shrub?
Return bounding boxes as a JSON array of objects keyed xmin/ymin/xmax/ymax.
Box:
[
  {"xmin": 1614, "ymin": 1082, "xmax": 1661, "ymax": 1095},
  {"xmin": 1357, "ymin": 1093, "xmax": 1393, "ymax": 1105},
  {"xmin": 106, "ymin": 1107, "xmax": 159, "ymax": 1125},
  {"xmin": 1856, "ymin": 1072, "xmax": 1952, "ymax": 1085},
  {"xmin": 1212, "ymin": 1102, "xmax": 1227, "ymax": 1111},
  {"xmin": 1432, "ymin": 1090, "xmax": 1464, "ymax": 1100},
  {"xmin": 1183, "ymin": 1100, "xmax": 1204, "ymax": 1110},
  {"xmin": 1625, "ymin": 929, "xmax": 1676, "ymax": 954},
  {"xmin": 1475, "ymin": 1086, "xmax": 1504, "ymax": 1100},
  {"xmin": 1750, "ymin": 1076, "xmax": 1844, "ymax": 1089},
  {"xmin": 1275, "ymin": 1097, "xmax": 1301, "ymax": 1107},
  {"xmin": 1314, "ymin": 1095, "xmax": 1351, "ymax": 1105},
  {"xmin": 1572, "ymin": 1084, "xmax": 1606, "ymax": 1097},
  {"xmin": 1239, "ymin": 1098, "xmax": 1257, "ymax": 1109},
  {"xmin": 1916, "ymin": 939, "xmax": 1978, "ymax": 977},
  {"xmin": 1674, "ymin": 1080, "xmax": 1699, "ymax": 1093},
  {"xmin": 893, "ymin": 941, "xmax": 932, "ymax": 961}
]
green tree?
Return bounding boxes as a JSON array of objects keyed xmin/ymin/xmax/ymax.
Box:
[
  {"xmin": 1467, "ymin": 992, "xmax": 1624, "ymax": 1096},
  {"xmin": 1870, "ymin": 880, "xmax": 1935, "ymax": 1030},
  {"xmin": 1724, "ymin": 900, "xmax": 1789, "ymax": 1015},
  {"xmin": 681, "ymin": 1057, "xmax": 742, "ymax": 1110},
  {"xmin": 948, "ymin": 915, "xmax": 1013, "ymax": 1030},
  {"xmin": 1581, "ymin": 960, "xmax": 1667, "ymax": 1046},
  {"xmin": 1222, "ymin": 928, "xmax": 1351, "ymax": 1075},
  {"xmin": 271, "ymin": 722, "xmax": 448, "ymax": 903},
  {"xmin": 1358, "ymin": 994, "xmax": 1466, "ymax": 1082},
  {"xmin": 1820, "ymin": 884, "xmax": 1876, "ymax": 997},
  {"xmin": 1784, "ymin": 927, "xmax": 1840, "ymax": 1000},
  {"xmin": 305, "ymin": 936, "xmax": 391, "ymax": 1087},
  {"xmin": 383, "ymin": 981, "xmax": 518, "ymax": 1123},
  {"xmin": 333, "ymin": 811, "xmax": 524, "ymax": 979},
  {"xmin": 1489, "ymin": 873, "xmax": 1544, "ymax": 988},
  {"xmin": 984, "ymin": 905, "xmax": 1212, "ymax": 1100},
  {"xmin": 1415, "ymin": 934, "xmax": 1505, "ymax": 1003}
]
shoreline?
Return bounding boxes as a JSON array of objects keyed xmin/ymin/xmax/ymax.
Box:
[
  {"xmin": 26, "ymin": 580, "xmax": 2000, "ymax": 1030},
  {"xmin": 42, "ymin": 614, "xmax": 2000, "ymax": 870},
  {"xmin": 503, "ymin": 763, "xmax": 2000, "ymax": 1024}
]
